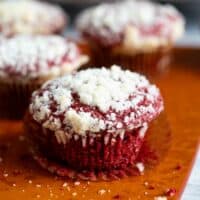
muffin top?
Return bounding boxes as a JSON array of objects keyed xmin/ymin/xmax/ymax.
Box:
[
  {"xmin": 0, "ymin": 0, "xmax": 67, "ymax": 36},
  {"xmin": 76, "ymin": 0, "xmax": 185, "ymax": 53},
  {"xmin": 30, "ymin": 65, "xmax": 164, "ymax": 137},
  {"xmin": 0, "ymin": 35, "xmax": 89, "ymax": 81}
]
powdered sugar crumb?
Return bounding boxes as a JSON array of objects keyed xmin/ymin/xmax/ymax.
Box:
[
  {"xmin": 98, "ymin": 189, "xmax": 106, "ymax": 195},
  {"xmin": 154, "ymin": 196, "xmax": 167, "ymax": 200},
  {"xmin": 30, "ymin": 65, "xmax": 163, "ymax": 140},
  {"xmin": 0, "ymin": 35, "xmax": 82, "ymax": 80}
]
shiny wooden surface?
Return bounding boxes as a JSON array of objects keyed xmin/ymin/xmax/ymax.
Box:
[{"xmin": 0, "ymin": 47, "xmax": 200, "ymax": 200}]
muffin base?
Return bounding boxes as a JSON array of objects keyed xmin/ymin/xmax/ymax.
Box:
[
  {"xmin": 31, "ymin": 147, "xmax": 142, "ymax": 181},
  {"xmin": 25, "ymin": 113, "xmax": 148, "ymax": 179},
  {"xmin": 0, "ymin": 80, "xmax": 41, "ymax": 119},
  {"xmin": 89, "ymin": 44, "xmax": 171, "ymax": 76}
]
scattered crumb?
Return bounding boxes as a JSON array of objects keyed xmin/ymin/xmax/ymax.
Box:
[
  {"xmin": 144, "ymin": 181, "xmax": 149, "ymax": 186},
  {"xmin": 67, "ymin": 186, "xmax": 71, "ymax": 191},
  {"xmin": 36, "ymin": 194, "xmax": 40, "ymax": 198},
  {"xmin": 144, "ymin": 191, "xmax": 148, "ymax": 195},
  {"xmin": 165, "ymin": 188, "xmax": 176, "ymax": 197},
  {"xmin": 175, "ymin": 164, "xmax": 182, "ymax": 170},
  {"xmin": 135, "ymin": 162, "xmax": 145, "ymax": 173},
  {"xmin": 72, "ymin": 192, "xmax": 77, "ymax": 197},
  {"xmin": 22, "ymin": 189, "xmax": 25, "ymax": 192},
  {"xmin": 0, "ymin": 157, "xmax": 3, "ymax": 162},
  {"xmin": 74, "ymin": 181, "xmax": 80, "ymax": 186},
  {"xmin": 19, "ymin": 135, "xmax": 25, "ymax": 141},
  {"xmin": 148, "ymin": 185, "xmax": 155, "ymax": 190},
  {"xmin": 13, "ymin": 183, "xmax": 16, "ymax": 187},
  {"xmin": 3, "ymin": 173, "xmax": 8, "ymax": 178},
  {"xmin": 112, "ymin": 194, "xmax": 120, "ymax": 199},
  {"xmin": 98, "ymin": 189, "xmax": 106, "ymax": 195},
  {"xmin": 50, "ymin": 193, "xmax": 54, "ymax": 197},
  {"xmin": 36, "ymin": 184, "xmax": 41, "ymax": 188},
  {"xmin": 62, "ymin": 182, "xmax": 68, "ymax": 187},
  {"xmin": 28, "ymin": 180, "xmax": 32, "ymax": 184},
  {"xmin": 154, "ymin": 196, "xmax": 167, "ymax": 200}
]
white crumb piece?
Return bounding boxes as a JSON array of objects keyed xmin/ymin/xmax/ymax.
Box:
[
  {"xmin": 154, "ymin": 196, "xmax": 167, "ymax": 200},
  {"xmin": 144, "ymin": 191, "xmax": 148, "ymax": 195},
  {"xmin": 74, "ymin": 181, "xmax": 80, "ymax": 186},
  {"xmin": 22, "ymin": 189, "xmax": 25, "ymax": 192},
  {"xmin": 36, "ymin": 194, "xmax": 41, "ymax": 198},
  {"xmin": 98, "ymin": 189, "xmax": 106, "ymax": 195},
  {"xmin": 62, "ymin": 182, "xmax": 68, "ymax": 187},
  {"xmin": 72, "ymin": 192, "xmax": 77, "ymax": 197},
  {"xmin": 28, "ymin": 180, "xmax": 32, "ymax": 184},
  {"xmin": 65, "ymin": 110, "xmax": 105, "ymax": 135},
  {"xmin": 36, "ymin": 184, "xmax": 41, "ymax": 188},
  {"xmin": 144, "ymin": 181, "xmax": 149, "ymax": 186},
  {"xmin": 13, "ymin": 183, "xmax": 16, "ymax": 187},
  {"xmin": 0, "ymin": 157, "xmax": 3, "ymax": 162},
  {"xmin": 19, "ymin": 135, "xmax": 25, "ymax": 141},
  {"xmin": 3, "ymin": 173, "xmax": 8, "ymax": 177},
  {"xmin": 136, "ymin": 162, "xmax": 145, "ymax": 173}
]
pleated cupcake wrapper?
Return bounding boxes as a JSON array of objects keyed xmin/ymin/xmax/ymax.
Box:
[
  {"xmin": 25, "ymin": 115, "xmax": 145, "ymax": 180},
  {"xmin": 90, "ymin": 44, "xmax": 171, "ymax": 77},
  {"xmin": 31, "ymin": 147, "xmax": 142, "ymax": 181},
  {"xmin": 0, "ymin": 81, "xmax": 41, "ymax": 119}
]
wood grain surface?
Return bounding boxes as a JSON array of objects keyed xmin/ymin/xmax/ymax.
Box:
[{"xmin": 0, "ymin": 47, "xmax": 200, "ymax": 200}]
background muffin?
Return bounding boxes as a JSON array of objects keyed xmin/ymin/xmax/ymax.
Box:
[
  {"xmin": 0, "ymin": 35, "xmax": 89, "ymax": 119},
  {"xmin": 25, "ymin": 65, "xmax": 164, "ymax": 179},
  {"xmin": 76, "ymin": 0, "xmax": 185, "ymax": 75},
  {"xmin": 0, "ymin": 0, "xmax": 67, "ymax": 36}
]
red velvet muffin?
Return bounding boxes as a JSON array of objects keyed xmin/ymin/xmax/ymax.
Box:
[
  {"xmin": 0, "ymin": 0, "xmax": 67, "ymax": 37},
  {"xmin": 76, "ymin": 0, "xmax": 185, "ymax": 75},
  {"xmin": 25, "ymin": 65, "xmax": 164, "ymax": 179},
  {"xmin": 0, "ymin": 35, "xmax": 89, "ymax": 119}
]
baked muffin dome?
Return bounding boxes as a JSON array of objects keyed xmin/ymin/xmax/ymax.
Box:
[
  {"xmin": 0, "ymin": 0, "xmax": 67, "ymax": 36},
  {"xmin": 26, "ymin": 65, "xmax": 164, "ymax": 173},
  {"xmin": 76, "ymin": 0, "xmax": 185, "ymax": 53},
  {"xmin": 0, "ymin": 35, "xmax": 89, "ymax": 119},
  {"xmin": 0, "ymin": 35, "xmax": 89, "ymax": 82}
]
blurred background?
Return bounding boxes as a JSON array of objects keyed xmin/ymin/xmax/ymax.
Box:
[{"xmin": 45, "ymin": 0, "xmax": 200, "ymax": 47}]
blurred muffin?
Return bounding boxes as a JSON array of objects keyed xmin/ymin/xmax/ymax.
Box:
[
  {"xmin": 25, "ymin": 65, "xmax": 164, "ymax": 179},
  {"xmin": 0, "ymin": 35, "xmax": 89, "ymax": 119},
  {"xmin": 0, "ymin": 0, "xmax": 67, "ymax": 36},
  {"xmin": 76, "ymin": 0, "xmax": 185, "ymax": 75}
]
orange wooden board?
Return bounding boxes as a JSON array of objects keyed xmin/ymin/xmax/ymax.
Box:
[{"xmin": 0, "ymin": 47, "xmax": 200, "ymax": 200}]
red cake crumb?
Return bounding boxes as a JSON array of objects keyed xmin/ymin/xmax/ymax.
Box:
[{"xmin": 165, "ymin": 188, "xmax": 176, "ymax": 197}]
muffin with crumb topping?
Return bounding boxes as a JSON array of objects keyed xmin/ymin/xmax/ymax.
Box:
[
  {"xmin": 0, "ymin": 0, "xmax": 67, "ymax": 37},
  {"xmin": 76, "ymin": 0, "xmax": 185, "ymax": 75},
  {"xmin": 0, "ymin": 35, "xmax": 89, "ymax": 119},
  {"xmin": 25, "ymin": 65, "xmax": 164, "ymax": 179}
]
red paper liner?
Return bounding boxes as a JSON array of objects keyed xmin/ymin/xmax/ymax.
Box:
[
  {"xmin": 89, "ymin": 44, "xmax": 171, "ymax": 77},
  {"xmin": 25, "ymin": 113, "xmax": 144, "ymax": 171},
  {"xmin": 0, "ymin": 80, "xmax": 41, "ymax": 119},
  {"xmin": 25, "ymin": 112, "xmax": 170, "ymax": 181},
  {"xmin": 24, "ymin": 113, "xmax": 147, "ymax": 180},
  {"xmin": 30, "ymin": 147, "xmax": 142, "ymax": 181}
]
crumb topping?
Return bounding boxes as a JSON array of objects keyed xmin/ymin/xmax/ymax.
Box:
[
  {"xmin": 77, "ymin": 0, "xmax": 184, "ymax": 47},
  {"xmin": 30, "ymin": 65, "xmax": 164, "ymax": 136},
  {"xmin": 0, "ymin": 35, "xmax": 83, "ymax": 80},
  {"xmin": 0, "ymin": 0, "xmax": 66, "ymax": 36}
]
